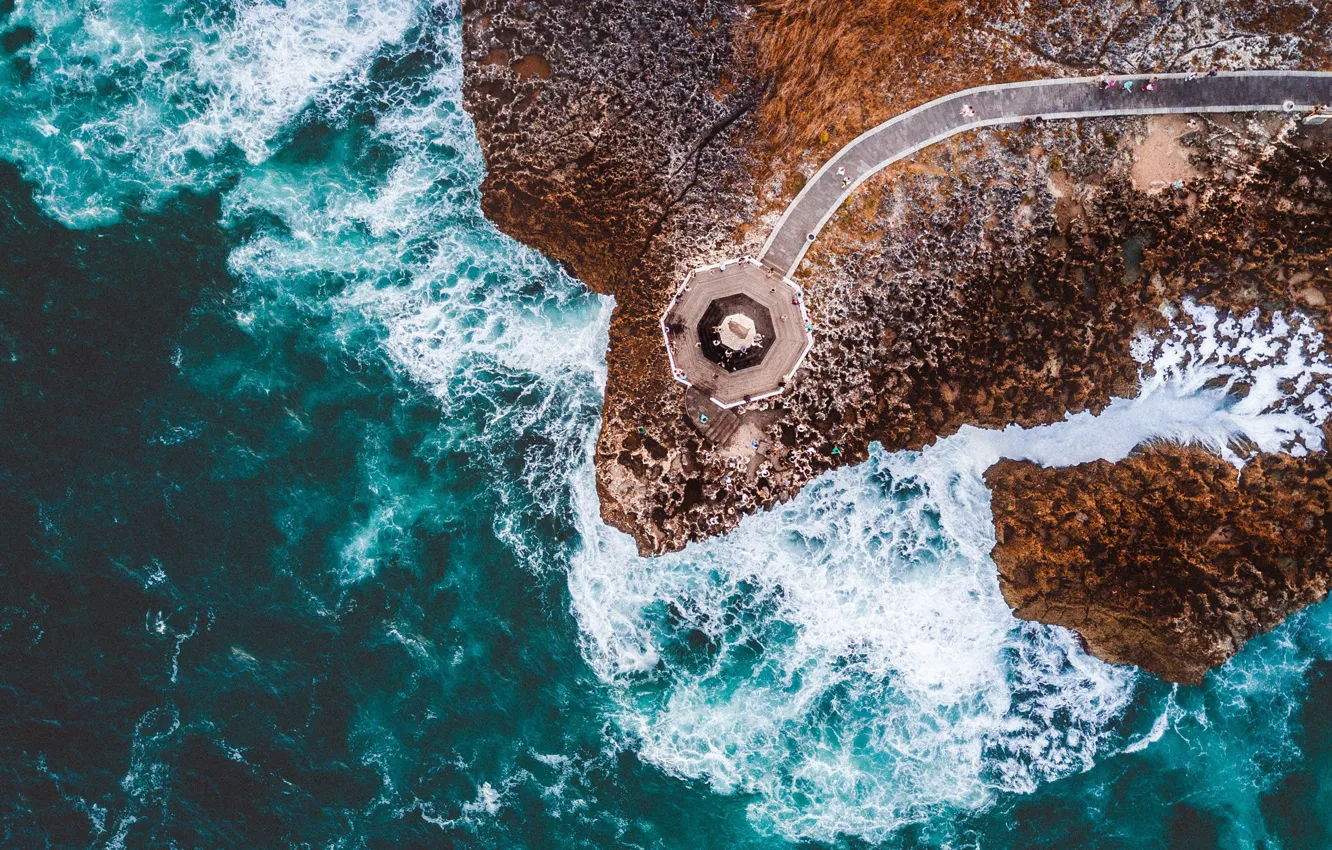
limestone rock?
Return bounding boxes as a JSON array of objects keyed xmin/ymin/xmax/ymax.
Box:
[
  {"xmin": 461, "ymin": 0, "xmax": 1332, "ymax": 555},
  {"xmin": 987, "ymin": 445, "xmax": 1332, "ymax": 684}
]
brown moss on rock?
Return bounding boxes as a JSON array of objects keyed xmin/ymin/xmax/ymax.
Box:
[
  {"xmin": 987, "ymin": 444, "xmax": 1332, "ymax": 684},
  {"xmin": 461, "ymin": 0, "xmax": 1332, "ymax": 555}
]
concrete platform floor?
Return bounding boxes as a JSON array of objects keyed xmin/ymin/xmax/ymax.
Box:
[{"xmin": 662, "ymin": 260, "xmax": 812, "ymax": 408}]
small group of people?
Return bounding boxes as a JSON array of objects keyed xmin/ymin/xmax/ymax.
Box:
[
  {"xmin": 1100, "ymin": 75, "xmax": 1157, "ymax": 92},
  {"xmin": 707, "ymin": 333, "xmax": 763, "ymax": 363},
  {"xmin": 1098, "ymin": 67, "xmax": 1218, "ymax": 92}
]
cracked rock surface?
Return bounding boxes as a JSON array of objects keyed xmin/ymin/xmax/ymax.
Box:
[
  {"xmin": 460, "ymin": 0, "xmax": 1332, "ymax": 680},
  {"xmin": 987, "ymin": 445, "xmax": 1332, "ymax": 685}
]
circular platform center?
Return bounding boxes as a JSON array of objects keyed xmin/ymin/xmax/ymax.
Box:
[
  {"xmin": 697, "ymin": 293, "xmax": 774, "ymax": 373},
  {"xmin": 718, "ymin": 314, "xmax": 756, "ymax": 350},
  {"xmin": 661, "ymin": 260, "xmax": 813, "ymax": 408}
]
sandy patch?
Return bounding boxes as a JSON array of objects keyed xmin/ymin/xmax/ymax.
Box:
[
  {"xmin": 1131, "ymin": 115, "xmax": 1202, "ymax": 194},
  {"xmin": 1046, "ymin": 169, "xmax": 1084, "ymax": 230}
]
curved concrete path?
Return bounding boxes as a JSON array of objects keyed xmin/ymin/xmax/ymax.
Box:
[{"xmin": 758, "ymin": 71, "xmax": 1332, "ymax": 277}]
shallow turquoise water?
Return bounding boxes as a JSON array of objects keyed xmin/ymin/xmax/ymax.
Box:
[{"xmin": 2, "ymin": 1, "xmax": 1332, "ymax": 847}]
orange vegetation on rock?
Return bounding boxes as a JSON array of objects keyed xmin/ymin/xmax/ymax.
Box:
[
  {"xmin": 987, "ymin": 444, "xmax": 1332, "ymax": 684},
  {"xmin": 745, "ymin": 0, "xmax": 1332, "ymax": 159},
  {"xmin": 748, "ymin": 0, "xmax": 979, "ymax": 149}
]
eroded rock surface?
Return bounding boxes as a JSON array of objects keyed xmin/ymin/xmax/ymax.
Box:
[
  {"xmin": 987, "ymin": 445, "xmax": 1332, "ymax": 684},
  {"xmin": 461, "ymin": 0, "xmax": 761, "ymax": 295},
  {"xmin": 460, "ymin": 0, "xmax": 1332, "ymax": 556}
]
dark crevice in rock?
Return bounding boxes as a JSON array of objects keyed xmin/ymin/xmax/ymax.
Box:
[{"xmin": 632, "ymin": 91, "xmax": 762, "ymax": 273}]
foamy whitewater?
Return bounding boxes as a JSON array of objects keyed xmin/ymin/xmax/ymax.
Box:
[
  {"xmin": 567, "ymin": 297, "xmax": 1332, "ymax": 843},
  {"xmin": 5, "ymin": 0, "xmax": 1332, "ymax": 845}
]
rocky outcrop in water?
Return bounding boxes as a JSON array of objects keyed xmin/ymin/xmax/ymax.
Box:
[
  {"xmin": 461, "ymin": 0, "xmax": 769, "ymax": 550},
  {"xmin": 461, "ymin": 0, "xmax": 1332, "ymax": 558},
  {"xmin": 987, "ymin": 445, "xmax": 1332, "ymax": 684}
]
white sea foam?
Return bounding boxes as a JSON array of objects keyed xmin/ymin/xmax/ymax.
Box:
[
  {"xmin": 1122, "ymin": 689, "xmax": 1175, "ymax": 754},
  {"xmin": 1132, "ymin": 299, "xmax": 1332, "ymax": 458},
  {"xmin": 106, "ymin": 704, "xmax": 181, "ymax": 842},
  {"xmin": 214, "ymin": 12, "xmax": 607, "ymax": 580},
  {"xmin": 186, "ymin": 0, "xmax": 423, "ymax": 163},
  {"xmin": 565, "ymin": 298, "xmax": 1332, "ymax": 842},
  {"xmin": 568, "ymin": 441, "xmax": 1135, "ymax": 843},
  {"xmin": 463, "ymin": 781, "xmax": 503, "ymax": 817},
  {"xmin": 0, "ymin": 0, "xmax": 431, "ymax": 225},
  {"xmin": 398, "ymin": 764, "xmax": 528, "ymax": 835}
]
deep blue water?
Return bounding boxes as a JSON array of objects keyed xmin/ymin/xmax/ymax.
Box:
[{"xmin": 3, "ymin": 1, "xmax": 1332, "ymax": 847}]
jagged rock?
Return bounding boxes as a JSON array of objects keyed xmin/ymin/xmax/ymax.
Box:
[
  {"xmin": 461, "ymin": 0, "xmax": 1332, "ymax": 556},
  {"xmin": 987, "ymin": 445, "xmax": 1332, "ymax": 684}
]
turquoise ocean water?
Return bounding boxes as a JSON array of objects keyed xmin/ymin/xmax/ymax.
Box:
[{"xmin": 2, "ymin": 1, "xmax": 1332, "ymax": 847}]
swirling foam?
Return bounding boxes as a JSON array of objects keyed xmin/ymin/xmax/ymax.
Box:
[
  {"xmin": 5, "ymin": 0, "xmax": 1332, "ymax": 843},
  {"xmin": 1, "ymin": 0, "xmax": 427, "ymax": 226},
  {"xmin": 568, "ymin": 444, "xmax": 1136, "ymax": 843},
  {"xmin": 566, "ymin": 298, "xmax": 1332, "ymax": 843}
]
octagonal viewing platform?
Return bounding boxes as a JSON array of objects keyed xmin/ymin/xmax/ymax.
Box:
[{"xmin": 660, "ymin": 258, "xmax": 813, "ymax": 408}]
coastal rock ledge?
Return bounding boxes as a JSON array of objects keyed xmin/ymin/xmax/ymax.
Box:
[
  {"xmin": 988, "ymin": 445, "xmax": 1332, "ymax": 685},
  {"xmin": 461, "ymin": 0, "xmax": 1332, "ymax": 681}
]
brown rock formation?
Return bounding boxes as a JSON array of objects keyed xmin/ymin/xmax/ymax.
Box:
[
  {"xmin": 987, "ymin": 445, "xmax": 1332, "ymax": 684},
  {"xmin": 460, "ymin": 0, "xmax": 1332, "ymax": 555}
]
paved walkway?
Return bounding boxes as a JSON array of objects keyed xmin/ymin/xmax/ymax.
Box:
[{"xmin": 758, "ymin": 71, "xmax": 1332, "ymax": 277}]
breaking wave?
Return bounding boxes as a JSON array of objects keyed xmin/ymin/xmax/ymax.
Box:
[
  {"xmin": 566, "ymin": 297, "xmax": 1332, "ymax": 843},
  {"xmin": 4, "ymin": 0, "xmax": 1332, "ymax": 844}
]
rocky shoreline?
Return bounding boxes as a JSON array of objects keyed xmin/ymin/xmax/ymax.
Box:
[
  {"xmin": 461, "ymin": 0, "xmax": 1332, "ymax": 681},
  {"xmin": 988, "ymin": 445, "xmax": 1332, "ymax": 685}
]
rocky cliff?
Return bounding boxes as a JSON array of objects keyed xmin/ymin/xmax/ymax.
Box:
[
  {"xmin": 461, "ymin": 0, "xmax": 1332, "ymax": 557},
  {"xmin": 460, "ymin": 0, "xmax": 1332, "ymax": 682},
  {"xmin": 987, "ymin": 445, "xmax": 1332, "ymax": 684}
]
